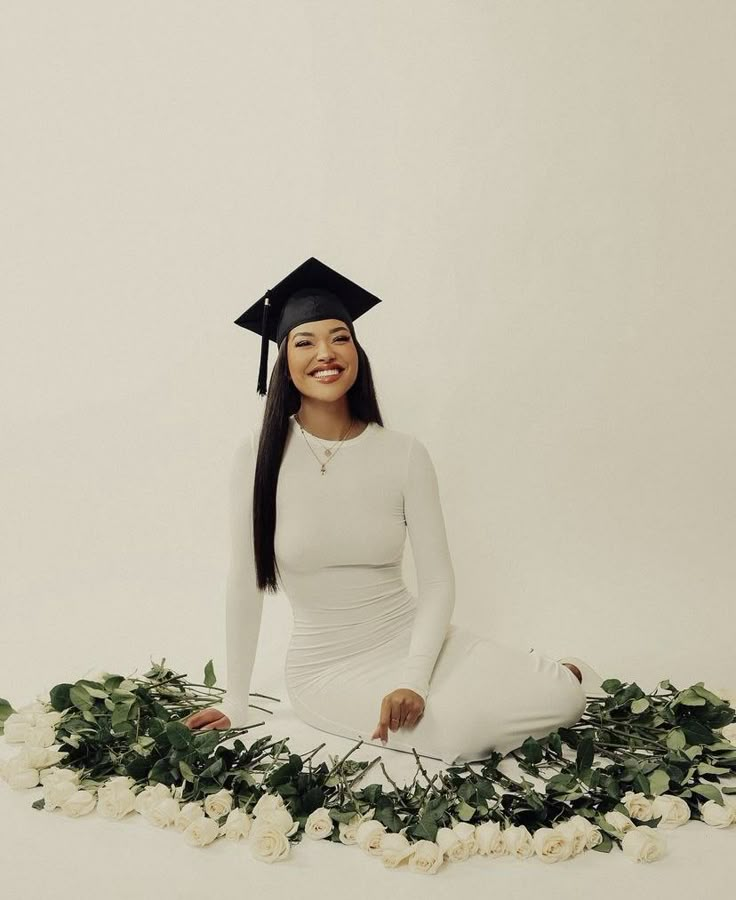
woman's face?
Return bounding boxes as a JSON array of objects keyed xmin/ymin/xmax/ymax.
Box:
[{"xmin": 286, "ymin": 318, "xmax": 359, "ymax": 399}]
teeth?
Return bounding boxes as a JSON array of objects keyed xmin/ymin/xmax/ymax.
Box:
[{"xmin": 312, "ymin": 369, "xmax": 341, "ymax": 378}]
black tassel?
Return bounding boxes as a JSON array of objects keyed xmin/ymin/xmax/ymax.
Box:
[{"xmin": 257, "ymin": 293, "xmax": 271, "ymax": 396}]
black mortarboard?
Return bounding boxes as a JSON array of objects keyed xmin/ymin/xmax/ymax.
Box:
[{"xmin": 234, "ymin": 256, "xmax": 383, "ymax": 395}]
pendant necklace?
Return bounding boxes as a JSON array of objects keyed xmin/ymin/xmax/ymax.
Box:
[{"xmin": 294, "ymin": 414, "xmax": 356, "ymax": 475}]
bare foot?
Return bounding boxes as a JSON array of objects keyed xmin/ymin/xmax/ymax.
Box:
[{"xmin": 563, "ymin": 662, "xmax": 582, "ymax": 683}]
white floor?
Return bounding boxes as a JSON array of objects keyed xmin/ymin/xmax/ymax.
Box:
[{"xmin": 2, "ymin": 598, "xmax": 734, "ymax": 897}]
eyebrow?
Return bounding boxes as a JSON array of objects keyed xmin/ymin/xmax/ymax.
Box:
[{"xmin": 292, "ymin": 326, "xmax": 350, "ymax": 340}]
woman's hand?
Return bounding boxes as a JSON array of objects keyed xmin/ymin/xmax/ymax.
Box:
[
  {"xmin": 371, "ymin": 689, "xmax": 425, "ymax": 742},
  {"xmin": 181, "ymin": 708, "xmax": 232, "ymax": 731}
]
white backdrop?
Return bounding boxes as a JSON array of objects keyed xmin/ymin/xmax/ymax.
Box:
[{"xmin": 1, "ymin": 3, "xmax": 735, "ymax": 890}]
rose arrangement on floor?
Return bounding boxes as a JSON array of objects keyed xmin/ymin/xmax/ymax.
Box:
[{"xmin": 1, "ymin": 659, "xmax": 735, "ymax": 870}]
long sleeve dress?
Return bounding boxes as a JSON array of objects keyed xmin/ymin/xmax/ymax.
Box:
[{"xmin": 216, "ymin": 416, "xmax": 586, "ymax": 766}]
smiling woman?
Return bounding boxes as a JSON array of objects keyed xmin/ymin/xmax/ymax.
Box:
[{"xmin": 183, "ymin": 256, "xmax": 588, "ymax": 766}]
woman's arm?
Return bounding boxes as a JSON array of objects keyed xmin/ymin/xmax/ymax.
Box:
[
  {"xmin": 216, "ymin": 429, "xmax": 265, "ymax": 727},
  {"xmin": 395, "ymin": 436, "xmax": 456, "ymax": 701}
]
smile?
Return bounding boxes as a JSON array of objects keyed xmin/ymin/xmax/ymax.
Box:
[{"xmin": 309, "ymin": 368, "xmax": 344, "ymax": 383}]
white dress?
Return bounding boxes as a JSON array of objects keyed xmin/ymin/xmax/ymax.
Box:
[{"xmin": 217, "ymin": 416, "xmax": 586, "ymax": 766}]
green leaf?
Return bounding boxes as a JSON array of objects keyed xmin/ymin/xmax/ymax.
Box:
[
  {"xmin": 576, "ymin": 736, "xmax": 594, "ymax": 774},
  {"xmin": 691, "ymin": 683, "xmax": 726, "ymax": 706},
  {"xmin": 179, "ymin": 760, "xmax": 195, "ymax": 782},
  {"xmin": 48, "ymin": 683, "xmax": 73, "ymax": 712},
  {"xmin": 0, "ymin": 697, "xmax": 16, "ymax": 733},
  {"xmin": 77, "ymin": 680, "xmax": 109, "ymax": 699},
  {"xmin": 456, "ymin": 800, "xmax": 475, "ymax": 821},
  {"xmin": 666, "ymin": 728, "xmax": 686, "ymax": 751},
  {"xmin": 648, "ymin": 769, "xmax": 670, "ymax": 796},
  {"xmin": 696, "ymin": 762, "xmax": 731, "ymax": 776},
  {"xmin": 112, "ymin": 701, "xmax": 133, "ymax": 727},
  {"xmin": 691, "ymin": 783, "xmax": 724, "ymax": 804},
  {"xmin": 69, "ymin": 684, "xmax": 93, "ymax": 711},
  {"xmin": 631, "ymin": 698, "xmax": 650, "ymax": 714},
  {"xmin": 166, "ymin": 721, "xmax": 192, "ymax": 750},
  {"xmin": 204, "ymin": 660, "xmax": 216, "ymax": 688},
  {"xmin": 200, "ymin": 757, "xmax": 224, "ymax": 779},
  {"xmin": 677, "ymin": 689, "xmax": 706, "ymax": 706},
  {"xmin": 601, "ymin": 679, "xmax": 623, "ymax": 694},
  {"xmin": 520, "ymin": 737, "xmax": 543, "ymax": 764}
]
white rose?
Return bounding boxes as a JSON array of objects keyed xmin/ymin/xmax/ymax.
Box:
[
  {"xmin": 134, "ymin": 783, "xmax": 173, "ymax": 815},
  {"xmin": 60, "ymin": 789, "xmax": 97, "ymax": 817},
  {"xmin": 175, "ymin": 802, "xmax": 205, "ymax": 832},
  {"xmin": 304, "ymin": 807, "xmax": 334, "ymax": 839},
  {"xmin": 532, "ymin": 826, "xmax": 573, "ymax": 863},
  {"xmin": 475, "ymin": 820, "xmax": 507, "ymax": 857},
  {"xmin": 0, "ymin": 755, "xmax": 39, "ymax": 790},
  {"xmin": 452, "ymin": 822, "xmax": 478, "ymax": 856},
  {"xmin": 39, "ymin": 766, "xmax": 80, "ymax": 787},
  {"xmin": 203, "ymin": 788, "xmax": 233, "ymax": 819},
  {"xmin": 252, "ymin": 792, "xmax": 286, "ymax": 818},
  {"xmin": 700, "ymin": 799, "xmax": 735, "ymax": 828},
  {"xmin": 407, "ymin": 839, "xmax": 444, "ymax": 874},
  {"xmin": 435, "ymin": 826, "xmax": 469, "ymax": 861},
  {"xmin": 24, "ymin": 725, "xmax": 56, "ymax": 749},
  {"xmin": 106, "ymin": 775, "xmax": 136, "ymax": 791},
  {"xmin": 34, "ymin": 711, "xmax": 63, "ymax": 728},
  {"xmin": 143, "ymin": 797, "xmax": 181, "ymax": 828},
  {"xmin": 650, "ymin": 794, "xmax": 691, "ymax": 828},
  {"xmin": 183, "ymin": 816, "xmax": 220, "ymax": 847},
  {"xmin": 621, "ymin": 791, "xmax": 653, "ymax": 821},
  {"xmin": 96, "ymin": 784, "xmax": 137, "ymax": 820},
  {"xmin": 556, "ymin": 817, "xmax": 588, "ymax": 855},
  {"xmin": 721, "ymin": 723, "xmax": 736, "ymax": 744},
  {"xmin": 220, "ymin": 808, "xmax": 253, "ymax": 841},
  {"xmin": 255, "ymin": 806, "xmax": 299, "ymax": 837},
  {"xmin": 503, "ymin": 824, "xmax": 535, "ymax": 858},
  {"xmin": 19, "ymin": 747, "xmax": 66, "ymax": 774},
  {"xmin": 2, "ymin": 718, "xmax": 33, "ymax": 743},
  {"xmin": 604, "ymin": 810, "xmax": 635, "ymax": 834},
  {"xmin": 585, "ymin": 824, "xmax": 603, "ymax": 849},
  {"xmin": 338, "ymin": 810, "xmax": 375, "ymax": 845},
  {"xmin": 380, "ymin": 832, "xmax": 414, "ymax": 868},
  {"xmin": 18, "ymin": 701, "xmax": 48, "ymax": 719},
  {"xmin": 621, "ymin": 825, "xmax": 667, "ymax": 862},
  {"xmin": 43, "ymin": 779, "xmax": 78, "ymax": 810},
  {"xmin": 356, "ymin": 819, "xmax": 387, "ymax": 855},
  {"xmin": 249, "ymin": 822, "xmax": 291, "ymax": 863}
]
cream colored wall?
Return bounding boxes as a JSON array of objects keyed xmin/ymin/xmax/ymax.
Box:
[{"xmin": 2, "ymin": 1, "xmax": 734, "ymax": 701}]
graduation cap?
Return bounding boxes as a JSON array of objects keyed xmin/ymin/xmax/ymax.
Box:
[{"xmin": 235, "ymin": 256, "xmax": 383, "ymax": 395}]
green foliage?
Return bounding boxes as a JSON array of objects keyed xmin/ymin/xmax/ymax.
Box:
[{"xmin": 6, "ymin": 659, "xmax": 736, "ymax": 854}]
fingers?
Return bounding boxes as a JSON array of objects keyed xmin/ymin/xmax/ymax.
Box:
[
  {"xmin": 370, "ymin": 696, "xmax": 391, "ymax": 742},
  {"xmin": 182, "ymin": 708, "xmax": 231, "ymax": 731}
]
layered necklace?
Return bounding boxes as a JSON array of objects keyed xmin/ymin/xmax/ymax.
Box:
[{"xmin": 294, "ymin": 414, "xmax": 357, "ymax": 475}]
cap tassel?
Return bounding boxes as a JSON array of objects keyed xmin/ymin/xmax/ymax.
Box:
[{"xmin": 256, "ymin": 293, "xmax": 271, "ymax": 396}]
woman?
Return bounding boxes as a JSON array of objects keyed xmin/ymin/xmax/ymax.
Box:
[{"xmin": 184, "ymin": 257, "xmax": 596, "ymax": 765}]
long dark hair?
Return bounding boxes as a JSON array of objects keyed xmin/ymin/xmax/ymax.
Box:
[{"xmin": 253, "ymin": 331, "xmax": 384, "ymax": 592}]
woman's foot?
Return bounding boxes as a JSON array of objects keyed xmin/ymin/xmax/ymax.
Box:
[
  {"xmin": 557, "ymin": 655, "xmax": 608, "ymax": 698},
  {"xmin": 563, "ymin": 662, "xmax": 582, "ymax": 683}
]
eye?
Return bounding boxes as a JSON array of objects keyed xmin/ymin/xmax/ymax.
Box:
[{"xmin": 295, "ymin": 335, "xmax": 350, "ymax": 348}]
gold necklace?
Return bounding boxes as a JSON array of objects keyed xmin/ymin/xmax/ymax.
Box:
[{"xmin": 294, "ymin": 415, "xmax": 356, "ymax": 475}]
